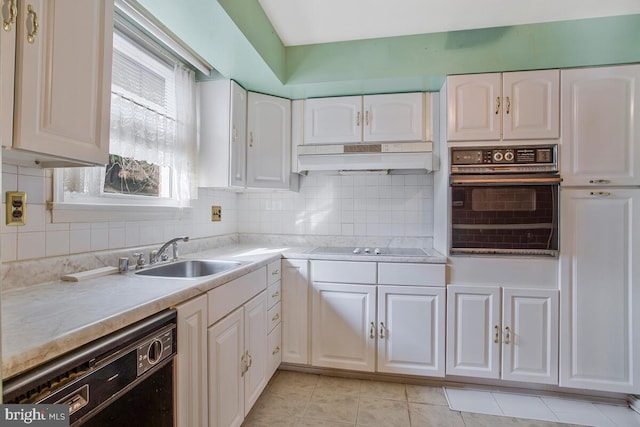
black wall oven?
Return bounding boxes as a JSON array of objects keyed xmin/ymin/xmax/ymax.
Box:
[{"xmin": 449, "ymin": 145, "xmax": 560, "ymax": 257}]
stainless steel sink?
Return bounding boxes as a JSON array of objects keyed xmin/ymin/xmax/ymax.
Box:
[{"xmin": 135, "ymin": 259, "xmax": 244, "ymax": 278}]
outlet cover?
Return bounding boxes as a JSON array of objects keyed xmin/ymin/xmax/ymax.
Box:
[
  {"xmin": 6, "ymin": 192, "xmax": 26, "ymax": 226},
  {"xmin": 211, "ymin": 206, "xmax": 222, "ymax": 222}
]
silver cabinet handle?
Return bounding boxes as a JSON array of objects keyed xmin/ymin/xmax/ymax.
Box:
[
  {"xmin": 379, "ymin": 322, "xmax": 386, "ymax": 339},
  {"xmin": 271, "ymin": 291, "xmax": 280, "ymax": 298},
  {"xmin": 272, "ymin": 269, "xmax": 280, "ymax": 275},
  {"xmin": 241, "ymin": 352, "xmax": 248, "ymax": 376},
  {"xmin": 249, "ymin": 131, "xmax": 254, "ymax": 147},
  {"xmin": 589, "ymin": 179, "xmax": 610, "ymax": 184},
  {"xmin": 590, "ymin": 191, "xmax": 611, "ymax": 197},
  {"xmin": 272, "ymin": 346, "xmax": 280, "ymax": 355},
  {"xmin": 356, "ymin": 111, "xmax": 361, "ymax": 126},
  {"xmin": 495, "ymin": 97, "xmax": 501, "ymax": 115},
  {"xmin": 504, "ymin": 326, "xmax": 511, "ymax": 344},
  {"xmin": 366, "ymin": 110, "xmax": 370, "ymax": 126},
  {"xmin": 369, "ymin": 322, "xmax": 376, "ymax": 339},
  {"xmin": 272, "ymin": 313, "xmax": 280, "ymax": 322},
  {"xmin": 494, "ymin": 325, "xmax": 500, "ymax": 343},
  {"xmin": 505, "ymin": 96, "xmax": 511, "ymax": 114}
]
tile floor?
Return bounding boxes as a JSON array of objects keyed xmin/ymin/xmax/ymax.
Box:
[{"xmin": 242, "ymin": 370, "xmax": 640, "ymax": 426}]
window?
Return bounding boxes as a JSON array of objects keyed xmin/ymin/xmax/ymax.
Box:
[{"xmin": 55, "ymin": 19, "xmax": 199, "ymax": 219}]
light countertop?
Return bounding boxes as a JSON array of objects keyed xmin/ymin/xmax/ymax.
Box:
[{"xmin": 2, "ymin": 244, "xmax": 445, "ymax": 380}]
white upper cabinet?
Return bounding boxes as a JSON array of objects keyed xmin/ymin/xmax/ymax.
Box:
[
  {"xmin": 246, "ymin": 92, "xmax": 292, "ymax": 189},
  {"xmin": 447, "ymin": 73, "xmax": 502, "ymax": 141},
  {"xmin": 560, "ymin": 189, "xmax": 640, "ymax": 394},
  {"xmin": 561, "ymin": 64, "xmax": 640, "ymax": 186},
  {"xmin": 8, "ymin": 0, "xmax": 113, "ymax": 166},
  {"xmin": 503, "ymin": 70, "xmax": 560, "ymax": 140},
  {"xmin": 304, "ymin": 96, "xmax": 362, "ymax": 144},
  {"xmin": 0, "ymin": 0, "xmax": 16, "ymax": 150},
  {"xmin": 303, "ymin": 93, "xmax": 429, "ymax": 144},
  {"xmin": 447, "ymin": 70, "xmax": 559, "ymax": 142},
  {"xmin": 198, "ymin": 80, "xmax": 247, "ymax": 188}
]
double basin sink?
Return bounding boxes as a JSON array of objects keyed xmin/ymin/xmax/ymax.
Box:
[{"xmin": 135, "ymin": 259, "xmax": 244, "ymax": 278}]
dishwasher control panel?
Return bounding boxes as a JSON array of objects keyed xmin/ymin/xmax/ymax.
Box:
[{"xmin": 136, "ymin": 324, "xmax": 175, "ymax": 376}]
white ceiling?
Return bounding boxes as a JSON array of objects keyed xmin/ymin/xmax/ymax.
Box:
[{"xmin": 258, "ymin": 0, "xmax": 640, "ymax": 46}]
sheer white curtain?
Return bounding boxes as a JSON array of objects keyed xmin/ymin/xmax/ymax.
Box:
[{"xmin": 62, "ymin": 57, "xmax": 198, "ymax": 204}]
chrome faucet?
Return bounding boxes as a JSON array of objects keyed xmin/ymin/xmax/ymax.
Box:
[{"xmin": 150, "ymin": 236, "xmax": 189, "ymax": 264}]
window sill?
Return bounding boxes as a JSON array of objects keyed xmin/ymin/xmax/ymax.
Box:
[{"xmin": 48, "ymin": 202, "xmax": 193, "ymax": 223}]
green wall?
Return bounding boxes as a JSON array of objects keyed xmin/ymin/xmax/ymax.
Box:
[{"xmin": 138, "ymin": 1, "xmax": 640, "ymax": 99}]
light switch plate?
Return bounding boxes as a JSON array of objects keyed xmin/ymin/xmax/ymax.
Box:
[
  {"xmin": 6, "ymin": 192, "xmax": 26, "ymax": 226},
  {"xmin": 211, "ymin": 206, "xmax": 222, "ymax": 222}
]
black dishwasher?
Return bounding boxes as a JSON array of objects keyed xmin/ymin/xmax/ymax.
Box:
[{"xmin": 3, "ymin": 310, "xmax": 177, "ymax": 427}]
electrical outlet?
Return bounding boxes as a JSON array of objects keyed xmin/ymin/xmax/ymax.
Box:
[
  {"xmin": 211, "ymin": 206, "xmax": 222, "ymax": 222},
  {"xmin": 6, "ymin": 192, "xmax": 26, "ymax": 226}
]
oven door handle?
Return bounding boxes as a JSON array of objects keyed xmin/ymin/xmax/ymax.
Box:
[{"xmin": 450, "ymin": 174, "xmax": 562, "ymax": 186}]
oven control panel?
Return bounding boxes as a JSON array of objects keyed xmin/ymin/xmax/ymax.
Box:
[{"xmin": 450, "ymin": 145, "xmax": 557, "ymax": 173}]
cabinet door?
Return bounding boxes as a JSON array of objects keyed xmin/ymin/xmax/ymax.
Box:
[
  {"xmin": 446, "ymin": 285, "xmax": 501, "ymax": 379},
  {"xmin": 176, "ymin": 295, "xmax": 208, "ymax": 427},
  {"xmin": 561, "ymin": 65, "xmax": 640, "ymax": 186},
  {"xmin": 243, "ymin": 291, "xmax": 268, "ymax": 416},
  {"xmin": 377, "ymin": 286, "xmax": 445, "ymax": 377},
  {"xmin": 230, "ymin": 81, "xmax": 247, "ymax": 187},
  {"xmin": 503, "ymin": 70, "xmax": 559, "ymax": 140},
  {"xmin": 247, "ymin": 92, "xmax": 291, "ymax": 189},
  {"xmin": 447, "ymin": 73, "xmax": 502, "ymax": 141},
  {"xmin": 208, "ymin": 307, "xmax": 244, "ymax": 427},
  {"xmin": 311, "ymin": 282, "xmax": 376, "ymax": 372},
  {"xmin": 13, "ymin": 0, "xmax": 112, "ymax": 165},
  {"xmin": 502, "ymin": 288, "xmax": 558, "ymax": 385},
  {"xmin": 281, "ymin": 259, "xmax": 309, "ymax": 365},
  {"xmin": 559, "ymin": 189, "xmax": 640, "ymax": 394},
  {"xmin": 0, "ymin": 0, "xmax": 16, "ymax": 148},
  {"xmin": 363, "ymin": 93, "xmax": 424, "ymax": 142},
  {"xmin": 304, "ymin": 96, "xmax": 362, "ymax": 144}
]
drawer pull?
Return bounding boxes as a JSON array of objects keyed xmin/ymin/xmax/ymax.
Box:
[
  {"xmin": 271, "ymin": 269, "xmax": 280, "ymax": 275},
  {"xmin": 590, "ymin": 191, "xmax": 611, "ymax": 197},
  {"xmin": 271, "ymin": 291, "xmax": 280, "ymax": 298},
  {"xmin": 589, "ymin": 179, "xmax": 610, "ymax": 184},
  {"xmin": 272, "ymin": 313, "xmax": 280, "ymax": 322},
  {"xmin": 272, "ymin": 346, "xmax": 280, "ymax": 355}
]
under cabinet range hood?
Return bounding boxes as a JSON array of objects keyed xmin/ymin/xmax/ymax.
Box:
[{"xmin": 296, "ymin": 142, "xmax": 434, "ymax": 174}]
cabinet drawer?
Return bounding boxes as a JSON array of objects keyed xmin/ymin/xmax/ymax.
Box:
[
  {"xmin": 207, "ymin": 267, "xmax": 266, "ymax": 326},
  {"xmin": 378, "ymin": 263, "xmax": 445, "ymax": 286},
  {"xmin": 268, "ymin": 323, "xmax": 282, "ymax": 377},
  {"xmin": 311, "ymin": 261, "xmax": 376, "ymax": 284},
  {"xmin": 268, "ymin": 280, "xmax": 281, "ymax": 308},
  {"xmin": 268, "ymin": 260, "xmax": 281, "ymax": 284},
  {"xmin": 268, "ymin": 302, "xmax": 281, "ymax": 332}
]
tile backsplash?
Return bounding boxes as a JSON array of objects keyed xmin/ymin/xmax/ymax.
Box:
[{"xmin": 1, "ymin": 164, "xmax": 434, "ymax": 263}]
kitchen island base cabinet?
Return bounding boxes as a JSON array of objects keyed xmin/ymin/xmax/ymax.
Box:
[
  {"xmin": 175, "ymin": 295, "xmax": 208, "ymax": 427},
  {"xmin": 560, "ymin": 189, "xmax": 640, "ymax": 394},
  {"xmin": 208, "ymin": 291, "xmax": 268, "ymax": 427},
  {"xmin": 446, "ymin": 285, "xmax": 558, "ymax": 385},
  {"xmin": 377, "ymin": 286, "xmax": 445, "ymax": 377}
]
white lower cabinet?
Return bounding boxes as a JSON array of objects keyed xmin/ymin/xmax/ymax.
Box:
[
  {"xmin": 559, "ymin": 189, "xmax": 640, "ymax": 393},
  {"xmin": 281, "ymin": 259, "xmax": 309, "ymax": 364},
  {"xmin": 311, "ymin": 281, "xmax": 377, "ymax": 371},
  {"xmin": 175, "ymin": 295, "xmax": 208, "ymax": 427},
  {"xmin": 446, "ymin": 285, "xmax": 558, "ymax": 385},
  {"xmin": 377, "ymin": 285, "xmax": 445, "ymax": 377},
  {"xmin": 208, "ymin": 291, "xmax": 268, "ymax": 427},
  {"xmin": 308, "ymin": 260, "xmax": 446, "ymax": 376}
]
